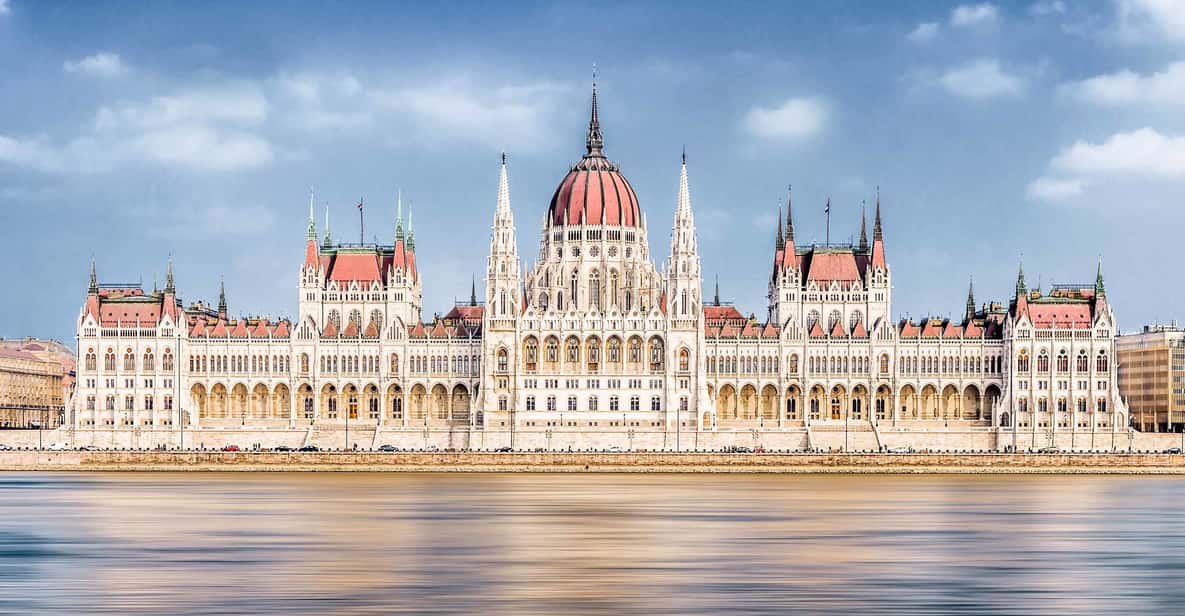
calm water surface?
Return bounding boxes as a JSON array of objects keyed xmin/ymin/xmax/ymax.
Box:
[{"xmin": 2, "ymin": 473, "xmax": 1185, "ymax": 614}]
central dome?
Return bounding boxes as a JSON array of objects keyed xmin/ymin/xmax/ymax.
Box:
[{"xmin": 546, "ymin": 84, "xmax": 642, "ymax": 227}]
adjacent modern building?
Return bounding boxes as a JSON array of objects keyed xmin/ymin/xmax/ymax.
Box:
[
  {"xmin": 71, "ymin": 84, "xmax": 1131, "ymax": 450},
  {"xmin": 0, "ymin": 338, "xmax": 75, "ymax": 429},
  {"xmin": 1117, "ymin": 324, "xmax": 1185, "ymax": 433}
]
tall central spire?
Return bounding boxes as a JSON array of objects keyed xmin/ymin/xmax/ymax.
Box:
[{"xmin": 586, "ymin": 70, "xmax": 604, "ymax": 158}]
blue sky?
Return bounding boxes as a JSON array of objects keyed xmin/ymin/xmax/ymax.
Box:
[{"xmin": 3, "ymin": 0, "xmax": 1185, "ymax": 343}]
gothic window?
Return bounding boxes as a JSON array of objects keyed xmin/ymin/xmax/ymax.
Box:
[
  {"xmin": 608, "ymin": 338, "xmax": 621, "ymax": 363},
  {"xmin": 789, "ymin": 354, "xmax": 799, "ymax": 373},
  {"xmin": 1016, "ymin": 350, "xmax": 1030, "ymax": 372},
  {"xmin": 1097, "ymin": 398, "xmax": 1107, "ymax": 413},
  {"xmin": 1076, "ymin": 350, "xmax": 1088, "ymax": 372},
  {"xmin": 525, "ymin": 338, "xmax": 538, "ymax": 371},
  {"xmin": 629, "ymin": 338, "xmax": 642, "ymax": 363},
  {"xmin": 651, "ymin": 397, "xmax": 661, "ymax": 411},
  {"xmin": 807, "ymin": 310, "xmax": 820, "ymax": 329},
  {"xmin": 349, "ymin": 310, "xmax": 362, "ymax": 327},
  {"xmin": 630, "ymin": 396, "xmax": 641, "ymax": 411},
  {"xmin": 849, "ymin": 310, "xmax": 863, "ymax": 329},
  {"xmin": 828, "ymin": 310, "xmax": 842, "ymax": 330},
  {"xmin": 123, "ymin": 350, "xmax": 135, "ymax": 372},
  {"xmin": 680, "ymin": 290, "xmax": 688, "ymax": 316},
  {"xmin": 546, "ymin": 338, "xmax": 559, "ymax": 363},
  {"xmin": 678, "ymin": 348, "xmax": 690, "ymax": 372},
  {"xmin": 879, "ymin": 354, "xmax": 890, "ymax": 374},
  {"xmin": 85, "ymin": 349, "xmax": 97, "ymax": 371},
  {"xmin": 526, "ymin": 396, "xmax": 536, "ymax": 411},
  {"xmin": 1037, "ymin": 351, "xmax": 1049, "ymax": 373},
  {"xmin": 1057, "ymin": 398, "xmax": 1068, "ymax": 413},
  {"xmin": 570, "ymin": 271, "xmax": 579, "ymax": 309},
  {"xmin": 499, "ymin": 292, "xmax": 507, "ymax": 315},
  {"xmin": 590, "ymin": 271, "xmax": 601, "ymax": 310},
  {"xmin": 1096, "ymin": 351, "xmax": 1109, "ymax": 373},
  {"xmin": 624, "ymin": 291, "xmax": 633, "ymax": 312},
  {"xmin": 556, "ymin": 291, "xmax": 564, "ymax": 312},
  {"xmin": 539, "ymin": 293, "xmax": 549, "ymax": 311},
  {"xmin": 648, "ymin": 337, "xmax": 665, "ymax": 371},
  {"xmin": 496, "ymin": 348, "xmax": 508, "ymax": 373},
  {"xmin": 610, "ymin": 396, "xmax": 620, "ymax": 411},
  {"xmin": 610, "ymin": 271, "xmax": 619, "ymax": 307},
  {"xmin": 587, "ymin": 338, "xmax": 601, "ymax": 370},
  {"xmin": 143, "ymin": 350, "xmax": 154, "ymax": 371},
  {"xmin": 1056, "ymin": 350, "xmax": 1069, "ymax": 373},
  {"xmin": 566, "ymin": 338, "xmax": 580, "ymax": 364},
  {"xmin": 370, "ymin": 310, "xmax": 383, "ymax": 331},
  {"xmin": 328, "ymin": 310, "xmax": 341, "ymax": 329}
]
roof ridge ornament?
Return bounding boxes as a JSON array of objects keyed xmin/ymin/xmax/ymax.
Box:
[{"xmin": 586, "ymin": 66, "xmax": 604, "ymax": 158}]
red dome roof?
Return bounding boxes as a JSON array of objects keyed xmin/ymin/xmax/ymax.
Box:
[
  {"xmin": 546, "ymin": 82, "xmax": 642, "ymax": 227},
  {"xmin": 548, "ymin": 159, "xmax": 641, "ymax": 227}
]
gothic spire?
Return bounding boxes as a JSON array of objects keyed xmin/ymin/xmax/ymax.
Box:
[
  {"xmin": 714, "ymin": 274, "xmax": 720, "ymax": 306},
  {"xmin": 586, "ymin": 70, "xmax": 604, "ymax": 157},
  {"xmin": 322, "ymin": 204, "xmax": 331, "ymax": 247},
  {"xmin": 785, "ymin": 184, "xmax": 795, "ymax": 244},
  {"xmin": 1095, "ymin": 257, "xmax": 1106, "ymax": 296},
  {"xmin": 497, "ymin": 152, "xmax": 511, "ymax": 217},
  {"xmin": 88, "ymin": 257, "xmax": 98, "ymax": 294},
  {"xmin": 859, "ymin": 201, "xmax": 869, "ymax": 251},
  {"xmin": 165, "ymin": 256, "xmax": 175, "ymax": 294},
  {"xmin": 676, "ymin": 150, "xmax": 691, "ymax": 218},
  {"xmin": 966, "ymin": 277, "xmax": 975, "ymax": 321},
  {"xmin": 471, "ymin": 275, "xmax": 478, "ymax": 306},
  {"xmin": 407, "ymin": 203, "xmax": 415, "ymax": 251},
  {"xmin": 395, "ymin": 189, "xmax": 404, "ymax": 241},
  {"xmin": 1016, "ymin": 260, "xmax": 1027, "ymax": 296},
  {"xmin": 776, "ymin": 201, "xmax": 785, "ymax": 251},
  {"xmin": 307, "ymin": 187, "xmax": 316, "ymax": 241},
  {"xmin": 217, "ymin": 276, "xmax": 227, "ymax": 317},
  {"xmin": 873, "ymin": 186, "xmax": 883, "ymax": 241}
]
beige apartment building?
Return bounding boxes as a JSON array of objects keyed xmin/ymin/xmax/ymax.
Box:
[
  {"xmin": 1117, "ymin": 325, "xmax": 1185, "ymax": 432},
  {"xmin": 0, "ymin": 338, "xmax": 75, "ymax": 429}
]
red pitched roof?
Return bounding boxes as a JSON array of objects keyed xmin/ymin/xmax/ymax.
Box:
[
  {"xmin": 851, "ymin": 320, "xmax": 868, "ymax": 338},
  {"xmin": 1029, "ymin": 304, "xmax": 1093, "ymax": 329},
  {"xmin": 920, "ymin": 319, "xmax": 943, "ymax": 338},
  {"xmin": 252, "ymin": 320, "xmax": 271, "ymax": 337},
  {"xmin": 899, "ymin": 320, "xmax": 920, "ymax": 338},
  {"xmin": 271, "ymin": 321, "xmax": 290, "ymax": 338},
  {"xmin": 328, "ymin": 253, "xmax": 382, "ymax": 284},
  {"xmin": 209, "ymin": 319, "xmax": 229, "ymax": 338},
  {"xmin": 322, "ymin": 321, "xmax": 338, "ymax": 337},
  {"xmin": 230, "ymin": 320, "xmax": 249, "ymax": 338},
  {"xmin": 363, "ymin": 319, "xmax": 380, "ymax": 338},
  {"xmin": 99, "ymin": 303, "xmax": 161, "ymax": 327},
  {"xmin": 409, "ymin": 322, "xmax": 427, "ymax": 338},
  {"xmin": 809, "ymin": 320, "xmax": 826, "ymax": 338},
  {"xmin": 804, "ymin": 252, "xmax": 861, "ymax": 284},
  {"xmin": 829, "ymin": 319, "xmax": 846, "ymax": 337},
  {"xmin": 740, "ymin": 320, "xmax": 760, "ymax": 338}
]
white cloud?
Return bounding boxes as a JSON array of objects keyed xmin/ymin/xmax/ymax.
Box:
[
  {"xmin": 1029, "ymin": 1, "xmax": 1066, "ymax": 16},
  {"xmin": 0, "ymin": 0, "xmax": 9, "ymax": 16},
  {"xmin": 0, "ymin": 83, "xmax": 274, "ymax": 174},
  {"xmin": 62, "ymin": 52, "xmax": 129, "ymax": 78},
  {"xmin": 907, "ymin": 22, "xmax": 940, "ymax": 43},
  {"xmin": 1116, "ymin": 0, "xmax": 1185, "ymax": 43},
  {"xmin": 742, "ymin": 97, "xmax": 827, "ymax": 141},
  {"xmin": 1062, "ymin": 61, "xmax": 1185, "ymax": 105},
  {"xmin": 1026, "ymin": 177, "xmax": 1084, "ymax": 201},
  {"xmin": 951, "ymin": 3, "xmax": 999, "ymax": 27},
  {"xmin": 939, "ymin": 59, "xmax": 1024, "ymax": 99},
  {"xmin": 1052, "ymin": 128, "xmax": 1185, "ymax": 178}
]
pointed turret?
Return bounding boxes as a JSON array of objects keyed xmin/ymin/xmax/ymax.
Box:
[
  {"xmin": 165, "ymin": 257, "xmax": 175, "ymax": 294},
  {"xmin": 307, "ymin": 188, "xmax": 317, "ymax": 241},
  {"xmin": 486, "ymin": 153, "xmax": 520, "ymax": 321},
  {"xmin": 1095, "ymin": 258, "xmax": 1106, "ymax": 297},
  {"xmin": 322, "ymin": 204, "xmax": 331, "ymax": 248},
  {"xmin": 395, "ymin": 189, "xmax": 405, "ymax": 241},
  {"xmin": 775, "ymin": 202, "xmax": 785, "ymax": 251},
  {"xmin": 1016, "ymin": 260, "xmax": 1027, "ymax": 296},
  {"xmin": 470, "ymin": 275, "xmax": 478, "ymax": 307},
  {"xmin": 668, "ymin": 150, "xmax": 701, "ymax": 321},
  {"xmin": 858, "ymin": 202, "xmax": 868, "ymax": 252},
  {"xmin": 217, "ymin": 277, "xmax": 228, "ymax": 320},
  {"xmin": 496, "ymin": 152, "xmax": 512, "ymax": 220},
  {"xmin": 586, "ymin": 75, "xmax": 604, "ymax": 157},
  {"xmin": 714, "ymin": 274, "xmax": 720, "ymax": 306},
  {"xmin": 88, "ymin": 257, "xmax": 98, "ymax": 294},
  {"xmin": 406, "ymin": 203, "xmax": 415, "ymax": 251},
  {"xmin": 965, "ymin": 277, "xmax": 975, "ymax": 322},
  {"xmin": 871, "ymin": 187, "xmax": 887, "ymax": 269},
  {"xmin": 785, "ymin": 185, "xmax": 795, "ymax": 246}
]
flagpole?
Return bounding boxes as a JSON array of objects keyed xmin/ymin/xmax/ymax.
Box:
[
  {"xmin": 825, "ymin": 198, "xmax": 831, "ymax": 246},
  {"xmin": 359, "ymin": 197, "xmax": 364, "ymax": 244}
]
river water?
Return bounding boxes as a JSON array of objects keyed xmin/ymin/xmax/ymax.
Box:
[{"xmin": 2, "ymin": 473, "xmax": 1185, "ymax": 614}]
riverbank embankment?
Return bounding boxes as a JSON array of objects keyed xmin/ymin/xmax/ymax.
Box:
[{"xmin": 3, "ymin": 451, "xmax": 1185, "ymax": 473}]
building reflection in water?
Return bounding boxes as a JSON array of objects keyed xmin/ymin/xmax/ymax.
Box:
[{"xmin": 2, "ymin": 473, "xmax": 1185, "ymax": 614}]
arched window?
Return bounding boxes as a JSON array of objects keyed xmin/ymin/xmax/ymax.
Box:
[
  {"xmin": 499, "ymin": 291, "xmax": 507, "ymax": 315},
  {"xmin": 1076, "ymin": 350, "xmax": 1088, "ymax": 372},
  {"xmin": 85, "ymin": 349, "xmax": 97, "ymax": 371},
  {"xmin": 678, "ymin": 348, "xmax": 690, "ymax": 371},
  {"xmin": 828, "ymin": 310, "xmax": 842, "ymax": 330},
  {"xmin": 566, "ymin": 339, "xmax": 580, "ymax": 363},
  {"xmin": 1056, "ymin": 350, "xmax": 1069, "ymax": 373},
  {"xmin": 629, "ymin": 338, "xmax": 642, "ymax": 363},
  {"xmin": 546, "ymin": 338, "xmax": 559, "ymax": 364},
  {"xmin": 608, "ymin": 338, "xmax": 621, "ymax": 363},
  {"xmin": 610, "ymin": 271, "xmax": 619, "ymax": 307},
  {"xmin": 556, "ymin": 291, "xmax": 564, "ymax": 312},
  {"xmin": 570, "ymin": 271, "xmax": 579, "ymax": 309},
  {"xmin": 849, "ymin": 310, "xmax": 863, "ymax": 329},
  {"xmin": 143, "ymin": 350, "xmax": 154, "ymax": 371},
  {"xmin": 123, "ymin": 349, "xmax": 135, "ymax": 372},
  {"xmin": 1096, "ymin": 351, "xmax": 1109, "ymax": 373},
  {"xmin": 162, "ymin": 349, "xmax": 173, "ymax": 371},
  {"xmin": 1037, "ymin": 351, "xmax": 1049, "ymax": 373},
  {"xmin": 589, "ymin": 271, "xmax": 601, "ymax": 310},
  {"xmin": 328, "ymin": 310, "xmax": 341, "ymax": 329},
  {"xmin": 788, "ymin": 354, "xmax": 799, "ymax": 373},
  {"xmin": 649, "ymin": 337, "xmax": 665, "ymax": 371},
  {"xmin": 1016, "ymin": 350, "xmax": 1030, "ymax": 372},
  {"xmin": 539, "ymin": 292, "xmax": 549, "ymax": 311},
  {"xmin": 525, "ymin": 339, "xmax": 538, "ymax": 371},
  {"xmin": 879, "ymin": 354, "xmax": 889, "ymax": 374},
  {"xmin": 496, "ymin": 348, "xmax": 508, "ymax": 373},
  {"xmin": 807, "ymin": 310, "xmax": 820, "ymax": 329}
]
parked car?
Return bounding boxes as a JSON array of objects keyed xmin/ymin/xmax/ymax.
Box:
[
  {"xmin": 1165, "ymin": 447, "xmax": 1182, "ymax": 454},
  {"xmin": 494, "ymin": 446, "xmax": 513, "ymax": 452},
  {"xmin": 378, "ymin": 444, "xmax": 398, "ymax": 452},
  {"xmin": 734, "ymin": 446, "xmax": 754, "ymax": 453},
  {"xmin": 887, "ymin": 446, "xmax": 913, "ymax": 454},
  {"xmin": 425, "ymin": 445, "xmax": 439, "ymax": 452},
  {"xmin": 606, "ymin": 446, "xmax": 623, "ymax": 453},
  {"xmin": 297, "ymin": 445, "xmax": 319, "ymax": 452},
  {"xmin": 222, "ymin": 445, "xmax": 240, "ymax": 452},
  {"xmin": 1036, "ymin": 446, "xmax": 1060, "ymax": 453},
  {"xmin": 273, "ymin": 445, "xmax": 293, "ymax": 452},
  {"xmin": 80, "ymin": 445, "xmax": 100, "ymax": 451},
  {"xmin": 48, "ymin": 442, "xmax": 70, "ymax": 451},
  {"xmin": 0, "ymin": 444, "xmax": 12, "ymax": 451}
]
